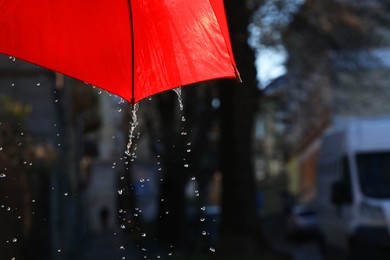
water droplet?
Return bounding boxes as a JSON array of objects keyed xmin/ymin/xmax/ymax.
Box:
[
  {"xmin": 141, "ymin": 233, "xmax": 146, "ymax": 237},
  {"xmin": 98, "ymin": 90, "xmax": 102, "ymax": 94},
  {"xmin": 191, "ymin": 177, "xmax": 196, "ymax": 181},
  {"xmin": 57, "ymin": 249, "xmax": 62, "ymax": 253},
  {"xmin": 120, "ymin": 246, "xmax": 125, "ymax": 250},
  {"xmin": 181, "ymin": 116, "xmax": 186, "ymax": 122},
  {"xmin": 209, "ymin": 247, "xmax": 215, "ymax": 253},
  {"xmin": 139, "ymin": 178, "xmax": 145, "ymax": 183},
  {"xmin": 184, "ymin": 164, "xmax": 189, "ymax": 168},
  {"xmin": 64, "ymin": 193, "xmax": 68, "ymax": 196},
  {"xmin": 36, "ymin": 83, "xmax": 40, "ymax": 86},
  {"xmin": 120, "ymin": 224, "xmax": 126, "ymax": 229},
  {"xmin": 202, "ymin": 231, "xmax": 207, "ymax": 235},
  {"xmin": 0, "ymin": 173, "xmax": 6, "ymax": 178},
  {"xmin": 12, "ymin": 238, "xmax": 17, "ymax": 242},
  {"xmin": 118, "ymin": 190, "xmax": 123, "ymax": 195},
  {"xmin": 201, "ymin": 206, "xmax": 206, "ymax": 211},
  {"xmin": 11, "ymin": 83, "xmax": 15, "ymax": 87},
  {"xmin": 0, "ymin": 147, "xmax": 3, "ymax": 151},
  {"xmin": 200, "ymin": 218, "xmax": 205, "ymax": 222}
]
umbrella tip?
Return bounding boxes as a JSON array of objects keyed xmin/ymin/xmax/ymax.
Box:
[{"xmin": 235, "ymin": 68, "xmax": 242, "ymax": 83}]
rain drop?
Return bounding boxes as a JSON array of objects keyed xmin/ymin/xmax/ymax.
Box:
[
  {"xmin": 120, "ymin": 224, "xmax": 126, "ymax": 229},
  {"xmin": 202, "ymin": 231, "xmax": 207, "ymax": 235},
  {"xmin": 184, "ymin": 164, "xmax": 189, "ymax": 168},
  {"xmin": 141, "ymin": 233, "xmax": 146, "ymax": 237},
  {"xmin": 64, "ymin": 193, "xmax": 68, "ymax": 196},
  {"xmin": 200, "ymin": 206, "xmax": 206, "ymax": 211},
  {"xmin": 0, "ymin": 147, "xmax": 2, "ymax": 151},
  {"xmin": 0, "ymin": 173, "xmax": 6, "ymax": 178},
  {"xmin": 12, "ymin": 238, "xmax": 17, "ymax": 243},
  {"xmin": 36, "ymin": 83, "xmax": 40, "ymax": 87},
  {"xmin": 209, "ymin": 247, "xmax": 216, "ymax": 253},
  {"xmin": 118, "ymin": 190, "xmax": 123, "ymax": 195}
]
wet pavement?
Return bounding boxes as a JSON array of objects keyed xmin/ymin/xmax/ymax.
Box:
[
  {"xmin": 74, "ymin": 231, "xmax": 141, "ymax": 260},
  {"xmin": 72, "ymin": 217, "xmax": 324, "ymax": 260},
  {"xmin": 262, "ymin": 215, "xmax": 324, "ymax": 260}
]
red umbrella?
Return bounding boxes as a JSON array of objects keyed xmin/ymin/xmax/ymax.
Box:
[{"xmin": 0, "ymin": 0, "xmax": 239, "ymax": 104}]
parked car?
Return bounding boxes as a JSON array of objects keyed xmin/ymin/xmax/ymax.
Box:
[{"xmin": 286, "ymin": 204, "xmax": 318, "ymax": 240}]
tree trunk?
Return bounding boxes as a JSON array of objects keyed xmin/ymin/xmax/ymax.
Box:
[{"xmin": 217, "ymin": 0, "xmax": 263, "ymax": 258}]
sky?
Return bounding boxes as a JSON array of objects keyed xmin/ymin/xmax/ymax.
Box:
[{"xmin": 249, "ymin": 0, "xmax": 304, "ymax": 88}]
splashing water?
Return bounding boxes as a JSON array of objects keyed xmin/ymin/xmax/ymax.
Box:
[
  {"xmin": 125, "ymin": 103, "xmax": 139, "ymax": 156},
  {"xmin": 173, "ymin": 87, "xmax": 183, "ymax": 111}
]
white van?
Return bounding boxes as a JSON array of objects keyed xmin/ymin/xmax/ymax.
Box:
[{"xmin": 316, "ymin": 118, "xmax": 390, "ymax": 259}]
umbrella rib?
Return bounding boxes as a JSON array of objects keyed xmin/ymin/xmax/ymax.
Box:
[{"xmin": 127, "ymin": 0, "xmax": 136, "ymax": 105}]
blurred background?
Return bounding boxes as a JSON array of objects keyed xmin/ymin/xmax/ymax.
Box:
[{"xmin": 1, "ymin": 0, "xmax": 390, "ymax": 259}]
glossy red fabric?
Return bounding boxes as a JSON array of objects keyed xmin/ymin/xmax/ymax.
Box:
[{"xmin": 0, "ymin": 0, "xmax": 238, "ymax": 103}]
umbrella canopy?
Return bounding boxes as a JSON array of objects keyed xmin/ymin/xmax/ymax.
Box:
[{"xmin": 0, "ymin": 0, "xmax": 239, "ymax": 103}]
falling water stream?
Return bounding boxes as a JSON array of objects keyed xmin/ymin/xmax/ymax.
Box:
[
  {"xmin": 125, "ymin": 87, "xmax": 185, "ymax": 157},
  {"xmin": 125, "ymin": 102, "xmax": 139, "ymax": 156},
  {"xmin": 173, "ymin": 87, "xmax": 183, "ymax": 111},
  {"xmin": 121, "ymin": 87, "xmax": 208, "ymax": 257}
]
